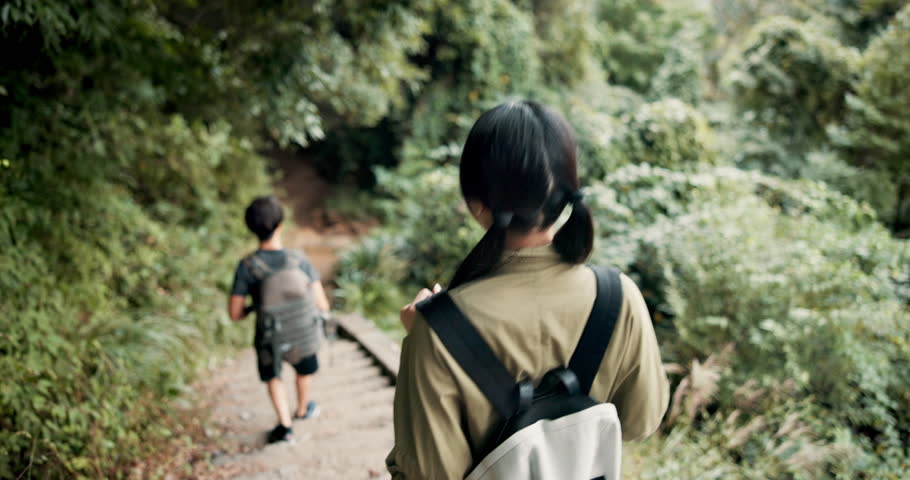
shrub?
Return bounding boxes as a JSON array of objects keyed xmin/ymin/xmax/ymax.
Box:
[
  {"xmin": 655, "ymin": 198, "xmax": 909, "ymax": 477},
  {"xmin": 800, "ymin": 151, "xmax": 899, "ymax": 225},
  {"xmin": 648, "ymin": 37, "xmax": 706, "ymax": 105},
  {"xmin": 722, "ymin": 16, "xmax": 860, "ymax": 148},
  {"xmin": 372, "ymin": 166, "xmax": 483, "ymax": 288},
  {"xmin": 829, "ymin": 4, "xmax": 910, "ymax": 228},
  {"xmin": 531, "ymin": 0, "xmax": 602, "ymax": 86},
  {"xmin": 334, "ymin": 235, "xmax": 411, "ymax": 337},
  {"xmin": 556, "ymin": 82, "xmax": 644, "ymax": 182},
  {"xmin": 594, "ymin": 0, "xmax": 712, "ymax": 96},
  {"xmin": 802, "ymin": 0, "xmax": 908, "ymax": 47},
  {"xmin": 616, "ymin": 99, "xmax": 717, "ymax": 170},
  {"xmin": 585, "ymin": 165, "xmax": 910, "ymax": 477},
  {"xmin": 0, "ymin": 114, "xmax": 269, "ymax": 478}
]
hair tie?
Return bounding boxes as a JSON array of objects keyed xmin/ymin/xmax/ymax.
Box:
[
  {"xmin": 492, "ymin": 211, "xmax": 514, "ymax": 229},
  {"xmin": 567, "ymin": 190, "xmax": 585, "ymax": 205}
]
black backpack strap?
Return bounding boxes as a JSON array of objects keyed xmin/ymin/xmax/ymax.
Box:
[
  {"xmin": 568, "ymin": 266, "xmax": 623, "ymax": 395},
  {"xmin": 243, "ymin": 253, "xmax": 273, "ymax": 281},
  {"xmin": 417, "ymin": 293, "xmax": 518, "ymax": 419}
]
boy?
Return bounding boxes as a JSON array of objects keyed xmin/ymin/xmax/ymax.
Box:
[{"xmin": 228, "ymin": 195, "xmax": 331, "ymax": 443}]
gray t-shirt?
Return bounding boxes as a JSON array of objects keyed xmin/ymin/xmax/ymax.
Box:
[{"xmin": 230, "ymin": 249, "xmax": 320, "ymax": 308}]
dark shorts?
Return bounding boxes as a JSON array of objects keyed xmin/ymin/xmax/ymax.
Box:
[{"xmin": 256, "ymin": 346, "xmax": 319, "ymax": 382}]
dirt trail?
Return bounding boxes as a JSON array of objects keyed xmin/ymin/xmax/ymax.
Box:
[
  {"xmin": 199, "ymin": 153, "xmax": 393, "ymax": 479},
  {"xmin": 271, "ymin": 150, "xmax": 373, "ymax": 281}
]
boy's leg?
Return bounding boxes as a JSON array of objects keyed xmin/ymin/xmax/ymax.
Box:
[
  {"xmin": 292, "ymin": 354, "xmax": 319, "ymax": 418},
  {"xmin": 267, "ymin": 378, "xmax": 293, "ymax": 427},
  {"xmin": 258, "ymin": 348, "xmax": 292, "ymax": 427},
  {"xmin": 294, "ymin": 374, "xmax": 313, "ymax": 417}
]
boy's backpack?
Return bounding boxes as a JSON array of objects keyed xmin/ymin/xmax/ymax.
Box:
[
  {"xmin": 245, "ymin": 251, "xmax": 323, "ymax": 357},
  {"xmin": 417, "ymin": 266, "xmax": 623, "ymax": 480}
]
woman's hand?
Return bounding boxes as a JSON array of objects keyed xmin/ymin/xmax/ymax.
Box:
[{"xmin": 400, "ymin": 284, "xmax": 443, "ymax": 333}]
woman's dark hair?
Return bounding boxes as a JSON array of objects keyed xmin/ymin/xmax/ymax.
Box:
[
  {"xmin": 449, "ymin": 100, "xmax": 594, "ymax": 289},
  {"xmin": 245, "ymin": 195, "xmax": 284, "ymax": 241}
]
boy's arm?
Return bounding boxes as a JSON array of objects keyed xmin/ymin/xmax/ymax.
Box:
[
  {"xmin": 228, "ymin": 295, "xmax": 249, "ymax": 321},
  {"xmin": 310, "ymin": 282, "xmax": 331, "ymax": 313},
  {"xmin": 229, "ymin": 260, "xmax": 254, "ymax": 321}
]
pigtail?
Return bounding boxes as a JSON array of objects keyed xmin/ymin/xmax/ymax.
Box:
[
  {"xmin": 450, "ymin": 212, "xmax": 512, "ymax": 289},
  {"xmin": 552, "ymin": 192, "xmax": 594, "ymax": 264}
]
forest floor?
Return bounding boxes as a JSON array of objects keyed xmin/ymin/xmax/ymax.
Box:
[{"xmin": 182, "ymin": 153, "xmax": 394, "ymax": 480}]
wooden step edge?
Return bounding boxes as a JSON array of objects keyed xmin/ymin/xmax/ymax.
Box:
[{"xmin": 333, "ymin": 314, "xmax": 400, "ymax": 385}]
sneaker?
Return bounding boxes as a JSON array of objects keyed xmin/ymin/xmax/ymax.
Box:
[
  {"xmin": 266, "ymin": 424, "xmax": 293, "ymax": 444},
  {"xmin": 294, "ymin": 401, "xmax": 320, "ymax": 420}
]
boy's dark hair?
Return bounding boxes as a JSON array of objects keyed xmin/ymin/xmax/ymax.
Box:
[{"xmin": 245, "ymin": 196, "xmax": 284, "ymax": 241}]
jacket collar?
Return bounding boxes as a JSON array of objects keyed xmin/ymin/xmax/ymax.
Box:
[{"xmin": 497, "ymin": 244, "xmax": 562, "ymax": 274}]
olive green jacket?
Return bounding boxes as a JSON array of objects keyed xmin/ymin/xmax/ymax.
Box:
[{"xmin": 387, "ymin": 245, "xmax": 670, "ymax": 479}]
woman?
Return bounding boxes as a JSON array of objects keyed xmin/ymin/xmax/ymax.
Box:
[{"xmin": 387, "ymin": 101, "xmax": 669, "ymax": 479}]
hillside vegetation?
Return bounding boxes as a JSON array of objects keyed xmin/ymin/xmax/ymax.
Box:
[{"xmin": 2, "ymin": 0, "xmax": 908, "ymax": 478}]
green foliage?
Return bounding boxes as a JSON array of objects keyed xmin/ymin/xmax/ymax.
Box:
[
  {"xmin": 168, "ymin": 0, "xmax": 429, "ymax": 147},
  {"xmin": 335, "ymin": 167, "xmax": 482, "ymax": 336},
  {"xmin": 334, "ymin": 235, "xmax": 411, "ymax": 337},
  {"xmin": 648, "ymin": 35, "xmax": 706, "ymax": 104},
  {"xmin": 315, "ymin": 120, "xmax": 401, "ymax": 188},
  {"xmin": 722, "ymin": 16, "xmax": 860, "ymax": 148},
  {"xmin": 828, "ymin": 4, "xmax": 910, "ymax": 227},
  {"xmin": 399, "ymin": 80, "xmax": 486, "ymax": 167},
  {"xmin": 803, "ymin": 0, "xmax": 909, "ymax": 47},
  {"xmin": 801, "ymin": 151, "xmax": 900, "ymax": 224},
  {"xmin": 658, "ymin": 201, "xmax": 910, "ymax": 477},
  {"xmin": 0, "ymin": 115, "xmax": 269, "ymax": 477},
  {"xmin": 616, "ymin": 99, "xmax": 717, "ymax": 171},
  {"xmin": 556, "ymin": 82, "xmax": 644, "ymax": 181},
  {"xmin": 585, "ymin": 166, "xmax": 910, "ymax": 477},
  {"xmin": 529, "ymin": 0, "xmax": 601, "ymax": 86},
  {"xmin": 0, "ymin": 1, "xmax": 276, "ymax": 476},
  {"xmin": 595, "ymin": 0, "xmax": 711, "ymax": 96},
  {"xmin": 558, "ymin": 93, "xmax": 716, "ymax": 183},
  {"xmin": 398, "ymin": 0, "xmax": 545, "ymax": 168}
]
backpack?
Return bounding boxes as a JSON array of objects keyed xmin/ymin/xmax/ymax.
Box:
[
  {"xmin": 244, "ymin": 251, "xmax": 323, "ymax": 357},
  {"xmin": 416, "ymin": 266, "xmax": 624, "ymax": 480}
]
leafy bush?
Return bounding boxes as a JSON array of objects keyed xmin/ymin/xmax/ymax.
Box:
[
  {"xmin": 400, "ymin": 81, "xmax": 487, "ymax": 168},
  {"xmin": 616, "ymin": 99, "xmax": 717, "ymax": 170},
  {"xmin": 722, "ymin": 16, "xmax": 860, "ymax": 147},
  {"xmin": 556, "ymin": 82, "xmax": 644, "ymax": 182},
  {"xmin": 594, "ymin": 0, "xmax": 711, "ymax": 96},
  {"xmin": 800, "ymin": 151, "xmax": 900, "ymax": 225},
  {"xmin": 531, "ymin": 0, "xmax": 602, "ymax": 86},
  {"xmin": 0, "ymin": 115, "xmax": 269, "ymax": 477},
  {"xmin": 828, "ymin": 4, "xmax": 910, "ymax": 228},
  {"xmin": 655, "ymin": 200, "xmax": 909, "ymax": 478},
  {"xmin": 0, "ymin": 2, "xmax": 278, "ymax": 476},
  {"xmin": 334, "ymin": 235, "xmax": 411, "ymax": 337},
  {"xmin": 802, "ymin": 0, "xmax": 908, "ymax": 47},
  {"xmin": 585, "ymin": 166, "xmax": 910, "ymax": 477},
  {"xmin": 398, "ymin": 0, "xmax": 545, "ymax": 168},
  {"xmin": 648, "ymin": 35, "xmax": 706, "ymax": 105}
]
